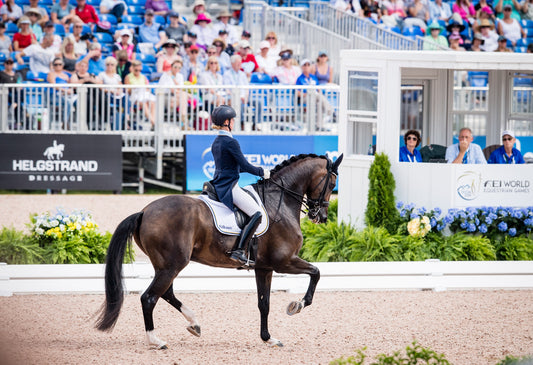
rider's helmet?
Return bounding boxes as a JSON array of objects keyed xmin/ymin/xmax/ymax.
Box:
[{"xmin": 212, "ymin": 105, "xmax": 236, "ymax": 127}]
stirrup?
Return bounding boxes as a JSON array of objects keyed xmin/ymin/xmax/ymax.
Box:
[{"xmin": 229, "ymin": 250, "xmax": 255, "ymax": 267}]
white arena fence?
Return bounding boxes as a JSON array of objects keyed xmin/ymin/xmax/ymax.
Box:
[
  {"xmin": 1, "ymin": 260, "xmax": 533, "ymax": 296},
  {"xmin": 0, "ymin": 82, "xmax": 340, "ymax": 151}
]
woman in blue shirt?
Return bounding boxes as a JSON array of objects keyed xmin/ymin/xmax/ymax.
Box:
[
  {"xmin": 399, "ymin": 129, "xmax": 423, "ymax": 162},
  {"xmin": 211, "ymin": 105, "xmax": 269, "ymax": 267}
]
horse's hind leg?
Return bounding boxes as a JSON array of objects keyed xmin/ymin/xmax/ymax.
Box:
[
  {"xmin": 161, "ymin": 284, "xmax": 201, "ymax": 337},
  {"xmin": 255, "ymin": 268, "xmax": 283, "ymax": 347}
]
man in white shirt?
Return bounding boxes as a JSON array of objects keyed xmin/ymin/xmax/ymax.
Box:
[
  {"xmin": 16, "ymin": 34, "xmax": 58, "ymax": 74},
  {"xmin": 212, "ymin": 10, "xmax": 238, "ymax": 45},
  {"xmin": 255, "ymin": 40, "xmax": 277, "ymax": 76},
  {"xmin": 67, "ymin": 21, "xmax": 90, "ymax": 55}
]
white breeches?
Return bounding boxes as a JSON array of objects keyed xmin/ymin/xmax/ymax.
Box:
[{"xmin": 232, "ymin": 184, "xmax": 262, "ymax": 218}]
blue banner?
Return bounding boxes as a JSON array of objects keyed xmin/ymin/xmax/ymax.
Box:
[{"xmin": 185, "ymin": 134, "xmax": 339, "ymax": 191}]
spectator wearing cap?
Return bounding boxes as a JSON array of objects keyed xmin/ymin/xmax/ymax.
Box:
[
  {"xmin": 240, "ymin": 30, "xmax": 251, "ymax": 44},
  {"xmin": 216, "ymin": 29, "xmax": 235, "ymax": 56},
  {"xmin": 494, "ymin": 0, "xmax": 522, "ymax": 21},
  {"xmin": 67, "ymin": 21, "xmax": 89, "ymax": 55},
  {"xmin": 0, "ymin": 57, "xmax": 22, "ymax": 125},
  {"xmin": 79, "ymin": 42, "xmax": 105, "ymax": 75},
  {"xmin": 181, "ymin": 43, "xmax": 204, "ymax": 84},
  {"xmin": 236, "ymin": 40, "xmax": 259, "ymax": 79},
  {"xmin": 212, "ymin": 38, "xmax": 231, "ymax": 73},
  {"xmin": 295, "ymin": 58, "xmax": 318, "ymax": 87},
  {"xmin": 51, "ymin": 0, "xmax": 77, "ymax": 26},
  {"xmin": 25, "ymin": 8, "xmax": 43, "ymax": 42},
  {"xmin": 429, "ymin": 0, "xmax": 452, "ymax": 22},
  {"xmin": 522, "ymin": 0, "xmax": 533, "ymax": 20},
  {"xmin": 474, "ymin": 0, "xmax": 495, "ymax": 18},
  {"xmin": 1, "ymin": 0, "xmax": 23, "ymax": 24},
  {"xmin": 23, "ymin": 0, "xmax": 49, "ymax": 26},
  {"xmin": 165, "ymin": 11, "xmax": 188, "ymax": 45},
  {"xmin": 478, "ymin": 18, "xmax": 499, "ymax": 51},
  {"xmin": 472, "ymin": 6, "xmax": 495, "ymax": 33},
  {"xmin": 312, "ymin": 50, "xmax": 334, "ymax": 85},
  {"xmin": 0, "ymin": 22, "xmax": 12, "ymax": 57},
  {"xmin": 423, "ymin": 20, "xmax": 448, "ymax": 50},
  {"xmin": 17, "ymin": 33, "xmax": 58, "ymax": 74},
  {"xmin": 264, "ymin": 31, "xmax": 281, "ymax": 60},
  {"xmin": 495, "ymin": 35, "xmax": 512, "ymax": 51},
  {"xmin": 212, "ymin": 10, "xmax": 238, "ymax": 45},
  {"xmin": 156, "ymin": 38, "xmax": 181, "ymax": 73},
  {"xmin": 190, "ymin": 13, "xmax": 214, "ymax": 51},
  {"xmin": 145, "ymin": 0, "xmax": 170, "ymax": 16},
  {"xmin": 446, "ymin": 17, "xmax": 467, "ymax": 45},
  {"xmin": 12, "ymin": 16, "xmax": 36, "ymax": 52},
  {"xmin": 100, "ymin": 0, "xmax": 127, "ymax": 23},
  {"xmin": 113, "ymin": 29, "xmax": 135, "ymax": 61},
  {"xmin": 488, "ymin": 131, "xmax": 525, "ymax": 164},
  {"xmin": 43, "ymin": 21, "xmax": 62, "ymax": 53},
  {"xmin": 189, "ymin": 0, "xmax": 208, "ymax": 27},
  {"xmin": 497, "ymin": 4, "xmax": 525, "ymax": 46},
  {"xmin": 273, "ymin": 49, "xmax": 301, "ymax": 85},
  {"xmin": 75, "ymin": 0, "xmax": 99, "ymax": 31},
  {"xmin": 448, "ymin": 32, "xmax": 466, "ymax": 50},
  {"xmin": 470, "ymin": 33, "xmax": 485, "ymax": 51},
  {"xmin": 138, "ymin": 9, "xmax": 167, "ymax": 50},
  {"xmin": 255, "ymin": 40, "xmax": 276, "ymax": 76}
]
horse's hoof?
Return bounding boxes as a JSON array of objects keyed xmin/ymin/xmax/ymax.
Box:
[
  {"xmin": 187, "ymin": 325, "xmax": 201, "ymax": 337},
  {"xmin": 286, "ymin": 301, "xmax": 303, "ymax": 316},
  {"xmin": 159, "ymin": 344, "xmax": 168, "ymax": 350},
  {"xmin": 264, "ymin": 338, "xmax": 284, "ymax": 347}
]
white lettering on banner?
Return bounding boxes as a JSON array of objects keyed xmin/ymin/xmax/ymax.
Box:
[
  {"xmin": 260, "ymin": 154, "xmax": 291, "ymax": 165},
  {"xmin": 457, "ymin": 171, "xmax": 532, "ymax": 201},
  {"xmin": 12, "ymin": 160, "xmax": 98, "ymax": 172}
]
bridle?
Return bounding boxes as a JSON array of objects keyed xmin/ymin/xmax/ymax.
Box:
[{"xmin": 265, "ymin": 158, "xmax": 336, "ymax": 221}]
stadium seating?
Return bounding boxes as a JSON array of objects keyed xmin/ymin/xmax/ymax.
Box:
[
  {"xmin": 121, "ymin": 15, "xmax": 143, "ymax": 25},
  {"xmin": 100, "ymin": 14, "xmax": 118, "ymax": 25},
  {"xmin": 250, "ymin": 72, "xmax": 273, "ymax": 84},
  {"xmin": 94, "ymin": 32, "xmax": 114, "ymax": 45},
  {"xmin": 6, "ymin": 23, "xmax": 18, "ymax": 36},
  {"xmin": 26, "ymin": 71, "xmax": 48, "ymax": 83},
  {"xmin": 54, "ymin": 24, "xmax": 66, "ymax": 37},
  {"xmin": 127, "ymin": 6, "xmax": 144, "ymax": 15},
  {"xmin": 468, "ymin": 71, "xmax": 489, "ymax": 87}
]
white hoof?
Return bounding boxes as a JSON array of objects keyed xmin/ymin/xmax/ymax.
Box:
[
  {"xmin": 286, "ymin": 300, "xmax": 304, "ymax": 316},
  {"xmin": 264, "ymin": 338, "xmax": 284, "ymax": 347},
  {"xmin": 146, "ymin": 330, "xmax": 167, "ymax": 349}
]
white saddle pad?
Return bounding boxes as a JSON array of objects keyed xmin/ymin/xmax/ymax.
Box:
[{"xmin": 197, "ymin": 185, "xmax": 269, "ymax": 236}]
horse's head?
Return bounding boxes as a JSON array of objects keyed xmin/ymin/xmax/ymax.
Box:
[{"xmin": 306, "ymin": 154, "xmax": 343, "ymax": 223}]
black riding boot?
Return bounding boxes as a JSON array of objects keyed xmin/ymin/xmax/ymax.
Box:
[{"xmin": 230, "ymin": 212, "xmax": 262, "ymax": 267}]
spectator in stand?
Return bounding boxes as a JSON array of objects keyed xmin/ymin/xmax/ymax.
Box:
[
  {"xmin": 47, "ymin": 57, "xmax": 72, "ymax": 84},
  {"xmin": 381, "ymin": 0, "xmax": 406, "ymax": 28},
  {"xmin": 25, "ymin": 8, "xmax": 42, "ymax": 42},
  {"xmin": 429, "ymin": 0, "xmax": 452, "ymax": 23},
  {"xmin": 423, "ymin": 20, "xmax": 449, "ymax": 50},
  {"xmin": 404, "ymin": 0, "xmax": 430, "ymax": 31},
  {"xmin": 67, "ymin": 21, "xmax": 89, "ymax": 55},
  {"xmin": 495, "ymin": 35, "xmax": 513, "ymax": 51},
  {"xmin": 158, "ymin": 59, "xmax": 190, "ymax": 122},
  {"xmin": 472, "ymin": 6, "xmax": 496, "ymax": 33},
  {"xmin": 198, "ymin": 55, "xmax": 225, "ymax": 110},
  {"xmin": 216, "ymin": 29, "xmax": 235, "ymax": 56},
  {"xmin": 61, "ymin": 36, "xmax": 80, "ymax": 72},
  {"xmin": 186, "ymin": 30, "xmax": 199, "ymax": 48},
  {"xmin": 138, "ymin": 9, "xmax": 166, "ymax": 50},
  {"xmin": 360, "ymin": 0, "xmax": 382, "ymax": 23},
  {"xmin": 113, "ymin": 29, "xmax": 135, "ymax": 61},
  {"xmin": 265, "ymin": 31, "xmax": 281, "ymax": 60},
  {"xmin": 23, "ymin": 0, "xmax": 48, "ymax": 26},
  {"xmin": 448, "ymin": 33, "xmax": 466, "ymax": 50},
  {"xmin": 447, "ymin": 17, "xmax": 468, "ymax": 45},
  {"xmin": 0, "ymin": 57, "xmax": 22, "ymax": 124},
  {"xmin": 145, "ymin": 0, "xmax": 170, "ymax": 16},
  {"xmin": 475, "ymin": 0, "xmax": 495, "ymax": 17},
  {"xmin": 312, "ymin": 50, "xmax": 334, "ymax": 85},
  {"xmin": 494, "ymin": 0, "xmax": 522, "ymax": 21},
  {"xmin": 452, "ymin": 0, "xmax": 476, "ymax": 25},
  {"xmin": 12, "ymin": 16, "xmax": 36, "ymax": 52},
  {"xmin": 165, "ymin": 11, "xmax": 188, "ymax": 45},
  {"xmin": 190, "ymin": 13, "xmax": 214, "ymax": 51},
  {"xmin": 156, "ymin": 38, "xmax": 180, "ymax": 73},
  {"xmin": 273, "ymin": 49, "xmax": 301, "ymax": 85},
  {"xmin": 399, "ymin": 130, "xmax": 422, "ymax": 162},
  {"xmin": 75, "ymin": 0, "xmax": 99, "ymax": 31},
  {"xmin": 100, "ymin": 0, "xmax": 127, "ymax": 23},
  {"xmin": 236, "ymin": 40, "xmax": 258, "ymax": 79},
  {"xmin": 70, "ymin": 59, "xmax": 103, "ymax": 130},
  {"xmin": 98, "ymin": 56, "xmax": 126, "ymax": 129},
  {"xmin": 295, "ymin": 58, "xmax": 318, "ymax": 89},
  {"xmin": 522, "ymin": 0, "xmax": 533, "ymax": 19},
  {"xmin": 51, "ymin": 0, "xmax": 78, "ymax": 27},
  {"xmin": 240, "ymin": 29, "xmax": 252, "ymax": 43},
  {"xmin": 189, "ymin": 0, "xmax": 208, "ymax": 27},
  {"xmin": 80, "ymin": 42, "xmax": 105, "ymax": 75},
  {"xmin": 528, "ymin": 43, "xmax": 533, "ymax": 52},
  {"xmin": 16, "ymin": 33, "xmax": 58, "ymax": 74},
  {"xmin": 255, "ymin": 40, "xmax": 276, "ymax": 76},
  {"xmin": 478, "ymin": 19, "xmax": 499, "ymax": 51},
  {"xmin": 497, "ymin": 4, "xmax": 526, "ymax": 46},
  {"xmin": 1, "ymin": 0, "xmax": 22, "ymax": 24},
  {"xmin": 212, "ymin": 10, "xmax": 238, "ymax": 46},
  {"xmin": 222, "ymin": 53, "xmax": 247, "ymax": 102},
  {"xmin": 0, "ymin": 22, "xmax": 12, "ymax": 57},
  {"xmin": 115, "ymin": 49, "xmax": 131, "ymax": 83},
  {"xmin": 181, "ymin": 44, "xmax": 203, "ymax": 84},
  {"xmin": 43, "ymin": 21, "xmax": 62, "ymax": 53},
  {"xmin": 124, "ymin": 59, "xmax": 156, "ymax": 127},
  {"xmin": 446, "ymin": 127, "xmax": 486, "ymax": 164},
  {"xmin": 470, "ymin": 32, "xmax": 485, "ymax": 51},
  {"xmin": 212, "ymin": 38, "xmax": 231, "ymax": 74},
  {"xmin": 488, "ymin": 130, "xmax": 525, "ymax": 164}
]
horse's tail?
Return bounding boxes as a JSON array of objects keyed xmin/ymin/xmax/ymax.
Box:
[{"xmin": 95, "ymin": 212, "xmax": 143, "ymax": 332}]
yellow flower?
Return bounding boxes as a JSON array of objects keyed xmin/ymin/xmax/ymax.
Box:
[{"xmin": 407, "ymin": 216, "xmax": 431, "ymax": 238}]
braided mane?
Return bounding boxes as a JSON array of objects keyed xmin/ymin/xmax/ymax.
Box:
[{"xmin": 270, "ymin": 154, "xmax": 328, "ymax": 175}]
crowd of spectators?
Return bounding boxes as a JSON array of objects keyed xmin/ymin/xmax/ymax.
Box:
[{"xmin": 334, "ymin": 0, "xmax": 533, "ymax": 52}]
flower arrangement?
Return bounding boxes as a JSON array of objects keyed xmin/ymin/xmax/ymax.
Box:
[
  {"xmin": 397, "ymin": 202, "xmax": 445, "ymax": 235},
  {"xmin": 407, "ymin": 216, "xmax": 431, "ymax": 238},
  {"xmin": 31, "ymin": 208, "xmax": 100, "ymax": 245}
]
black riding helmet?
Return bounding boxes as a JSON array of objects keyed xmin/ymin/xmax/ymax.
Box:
[{"xmin": 212, "ymin": 105, "xmax": 236, "ymax": 128}]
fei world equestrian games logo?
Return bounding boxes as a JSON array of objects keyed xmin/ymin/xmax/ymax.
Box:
[
  {"xmin": 456, "ymin": 170, "xmax": 531, "ymax": 201},
  {"xmin": 456, "ymin": 171, "xmax": 482, "ymax": 200}
]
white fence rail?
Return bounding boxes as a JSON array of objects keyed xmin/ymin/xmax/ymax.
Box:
[{"xmin": 1, "ymin": 261, "xmax": 532, "ymax": 296}]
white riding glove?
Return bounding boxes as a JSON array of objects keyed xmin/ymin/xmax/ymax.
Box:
[{"xmin": 263, "ymin": 169, "xmax": 270, "ymax": 179}]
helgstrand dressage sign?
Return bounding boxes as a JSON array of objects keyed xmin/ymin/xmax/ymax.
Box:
[{"xmin": 0, "ymin": 134, "xmax": 122, "ymax": 191}]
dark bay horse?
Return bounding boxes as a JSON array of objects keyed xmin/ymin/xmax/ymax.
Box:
[{"xmin": 95, "ymin": 153, "xmax": 343, "ymax": 348}]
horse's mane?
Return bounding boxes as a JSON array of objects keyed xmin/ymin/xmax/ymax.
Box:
[{"xmin": 270, "ymin": 154, "xmax": 328, "ymax": 175}]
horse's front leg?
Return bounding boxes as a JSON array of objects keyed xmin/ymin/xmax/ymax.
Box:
[
  {"xmin": 255, "ymin": 268, "xmax": 283, "ymax": 347},
  {"xmin": 276, "ymin": 256, "xmax": 320, "ymax": 316}
]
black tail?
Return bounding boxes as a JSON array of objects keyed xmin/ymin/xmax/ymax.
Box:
[{"xmin": 95, "ymin": 212, "xmax": 143, "ymax": 332}]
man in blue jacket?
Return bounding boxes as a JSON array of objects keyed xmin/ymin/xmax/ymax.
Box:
[{"xmin": 488, "ymin": 130, "xmax": 525, "ymax": 164}]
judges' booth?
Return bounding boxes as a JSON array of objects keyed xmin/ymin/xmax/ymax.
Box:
[{"xmin": 337, "ymin": 50, "xmax": 533, "ymax": 228}]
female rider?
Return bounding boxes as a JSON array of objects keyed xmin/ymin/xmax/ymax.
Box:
[{"xmin": 210, "ymin": 105, "xmax": 270, "ymax": 267}]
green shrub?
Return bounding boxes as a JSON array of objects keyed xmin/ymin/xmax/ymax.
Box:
[
  {"xmin": 0, "ymin": 227, "xmax": 43, "ymax": 264},
  {"xmin": 496, "ymin": 355, "xmax": 533, "ymax": 365},
  {"xmin": 494, "ymin": 235, "xmax": 533, "ymax": 261},
  {"xmin": 348, "ymin": 226, "xmax": 402, "ymax": 262},
  {"xmin": 437, "ymin": 233, "xmax": 496, "ymax": 261},
  {"xmin": 365, "ymin": 153, "xmax": 399, "ymax": 234},
  {"xmin": 300, "ymin": 220, "xmax": 357, "ymax": 262}
]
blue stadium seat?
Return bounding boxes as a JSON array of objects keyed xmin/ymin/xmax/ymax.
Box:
[
  {"xmin": 154, "ymin": 15, "xmax": 166, "ymax": 25},
  {"xmin": 26, "ymin": 71, "xmax": 48, "ymax": 83},
  {"xmin": 514, "ymin": 46, "xmax": 527, "ymax": 53},
  {"xmin": 250, "ymin": 72, "xmax": 272, "ymax": 84},
  {"xmin": 468, "ymin": 71, "xmax": 489, "ymax": 87},
  {"xmin": 41, "ymin": 0, "xmax": 54, "ymax": 5},
  {"xmin": 402, "ymin": 26, "xmax": 424, "ymax": 38},
  {"xmin": 0, "ymin": 53, "xmax": 5, "ymax": 63},
  {"xmin": 87, "ymin": 0, "xmax": 101, "ymax": 5},
  {"xmin": 516, "ymin": 38, "xmax": 529, "ymax": 48},
  {"xmin": 525, "ymin": 28, "xmax": 533, "ymax": 37},
  {"xmin": 100, "ymin": 14, "xmax": 118, "ymax": 25},
  {"xmin": 94, "ymin": 32, "xmax": 114, "ymax": 44},
  {"xmin": 127, "ymin": 5, "xmax": 144, "ymax": 14},
  {"xmin": 6, "ymin": 23, "xmax": 18, "ymax": 35},
  {"xmin": 116, "ymin": 23, "xmax": 138, "ymax": 31},
  {"xmin": 54, "ymin": 24, "xmax": 66, "ymax": 37},
  {"xmin": 121, "ymin": 15, "xmax": 143, "ymax": 25},
  {"xmin": 137, "ymin": 53, "xmax": 156, "ymax": 65},
  {"xmin": 521, "ymin": 20, "xmax": 533, "ymax": 29},
  {"xmin": 126, "ymin": 0, "xmax": 146, "ymax": 5},
  {"xmin": 142, "ymin": 64, "xmax": 154, "ymax": 74}
]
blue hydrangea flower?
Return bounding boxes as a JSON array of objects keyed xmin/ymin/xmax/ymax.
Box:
[
  {"xmin": 485, "ymin": 217, "xmax": 493, "ymax": 225},
  {"xmin": 467, "ymin": 223, "xmax": 476, "ymax": 232},
  {"xmin": 437, "ymin": 223, "xmax": 445, "ymax": 231},
  {"xmin": 417, "ymin": 207, "xmax": 427, "ymax": 215},
  {"xmin": 430, "ymin": 217, "xmax": 437, "ymax": 228},
  {"xmin": 400, "ymin": 210, "xmax": 407, "ymax": 218},
  {"xmin": 460, "ymin": 221, "xmax": 468, "ymax": 229},
  {"xmin": 479, "ymin": 224, "xmax": 488, "ymax": 234},
  {"xmin": 475, "ymin": 218, "xmax": 480, "ymax": 225},
  {"xmin": 410, "ymin": 212, "xmax": 419, "ymax": 219},
  {"xmin": 509, "ymin": 228, "xmax": 517, "ymax": 237},
  {"xmin": 498, "ymin": 221, "xmax": 508, "ymax": 232},
  {"xmin": 396, "ymin": 201, "xmax": 404, "ymax": 209},
  {"xmin": 488, "ymin": 213, "xmax": 498, "ymax": 220},
  {"xmin": 525, "ymin": 218, "xmax": 533, "ymax": 227},
  {"xmin": 444, "ymin": 215, "xmax": 454, "ymax": 224}
]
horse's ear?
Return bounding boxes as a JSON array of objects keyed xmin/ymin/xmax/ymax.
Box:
[{"xmin": 332, "ymin": 154, "xmax": 343, "ymax": 173}]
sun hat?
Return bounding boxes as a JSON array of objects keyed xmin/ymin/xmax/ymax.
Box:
[
  {"xmin": 446, "ymin": 19, "xmax": 465, "ymax": 33},
  {"xmin": 212, "ymin": 38, "xmax": 226, "ymax": 49},
  {"xmin": 427, "ymin": 20, "xmax": 443, "ymax": 32},
  {"xmin": 478, "ymin": 19, "xmax": 495, "ymax": 30},
  {"xmin": 279, "ymin": 48, "xmax": 293, "ymax": 58},
  {"xmin": 502, "ymin": 130, "xmax": 515, "ymax": 138},
  {"xmin": 119, "ymin": 29, "xmax": 130, "ymax": 37},
  {"xmin": 217, "ymin": 9, "xmax": 232, "ymax": 18},
  {"xmin": 448, "ymin": 33, "xmax": 461, "ymax": 40},
  {"xmin": 259, "ymin": 40, "xmax": 270, "ymax": 49},
  {"xmin": 25, "ymin": 8, "xmax": 42, "ymax": 20},
  {"xmin": 238, "ymin": 39, "xmax": 251, "ymax": 49},
  {"xmin": 481, "ymin": 6, "xmax": 493, "ymax": 14},
  {"xmin": 300, "ymin": 58, "xmax": 312, "ymax": 66},
  {"xmin": 193, "ymin": 0, "xmax": 206, "ymax": 8},
  {"xmin": 17, "ymin": 16, "xmax": 31, "ymax": 26},
  {"xmin": 194, "ymin": 13, "xmax": 211, "ymax": 24},
  {"xmin": 162, "ymin": 38, "xmax": 178, "ymax": 48}
]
